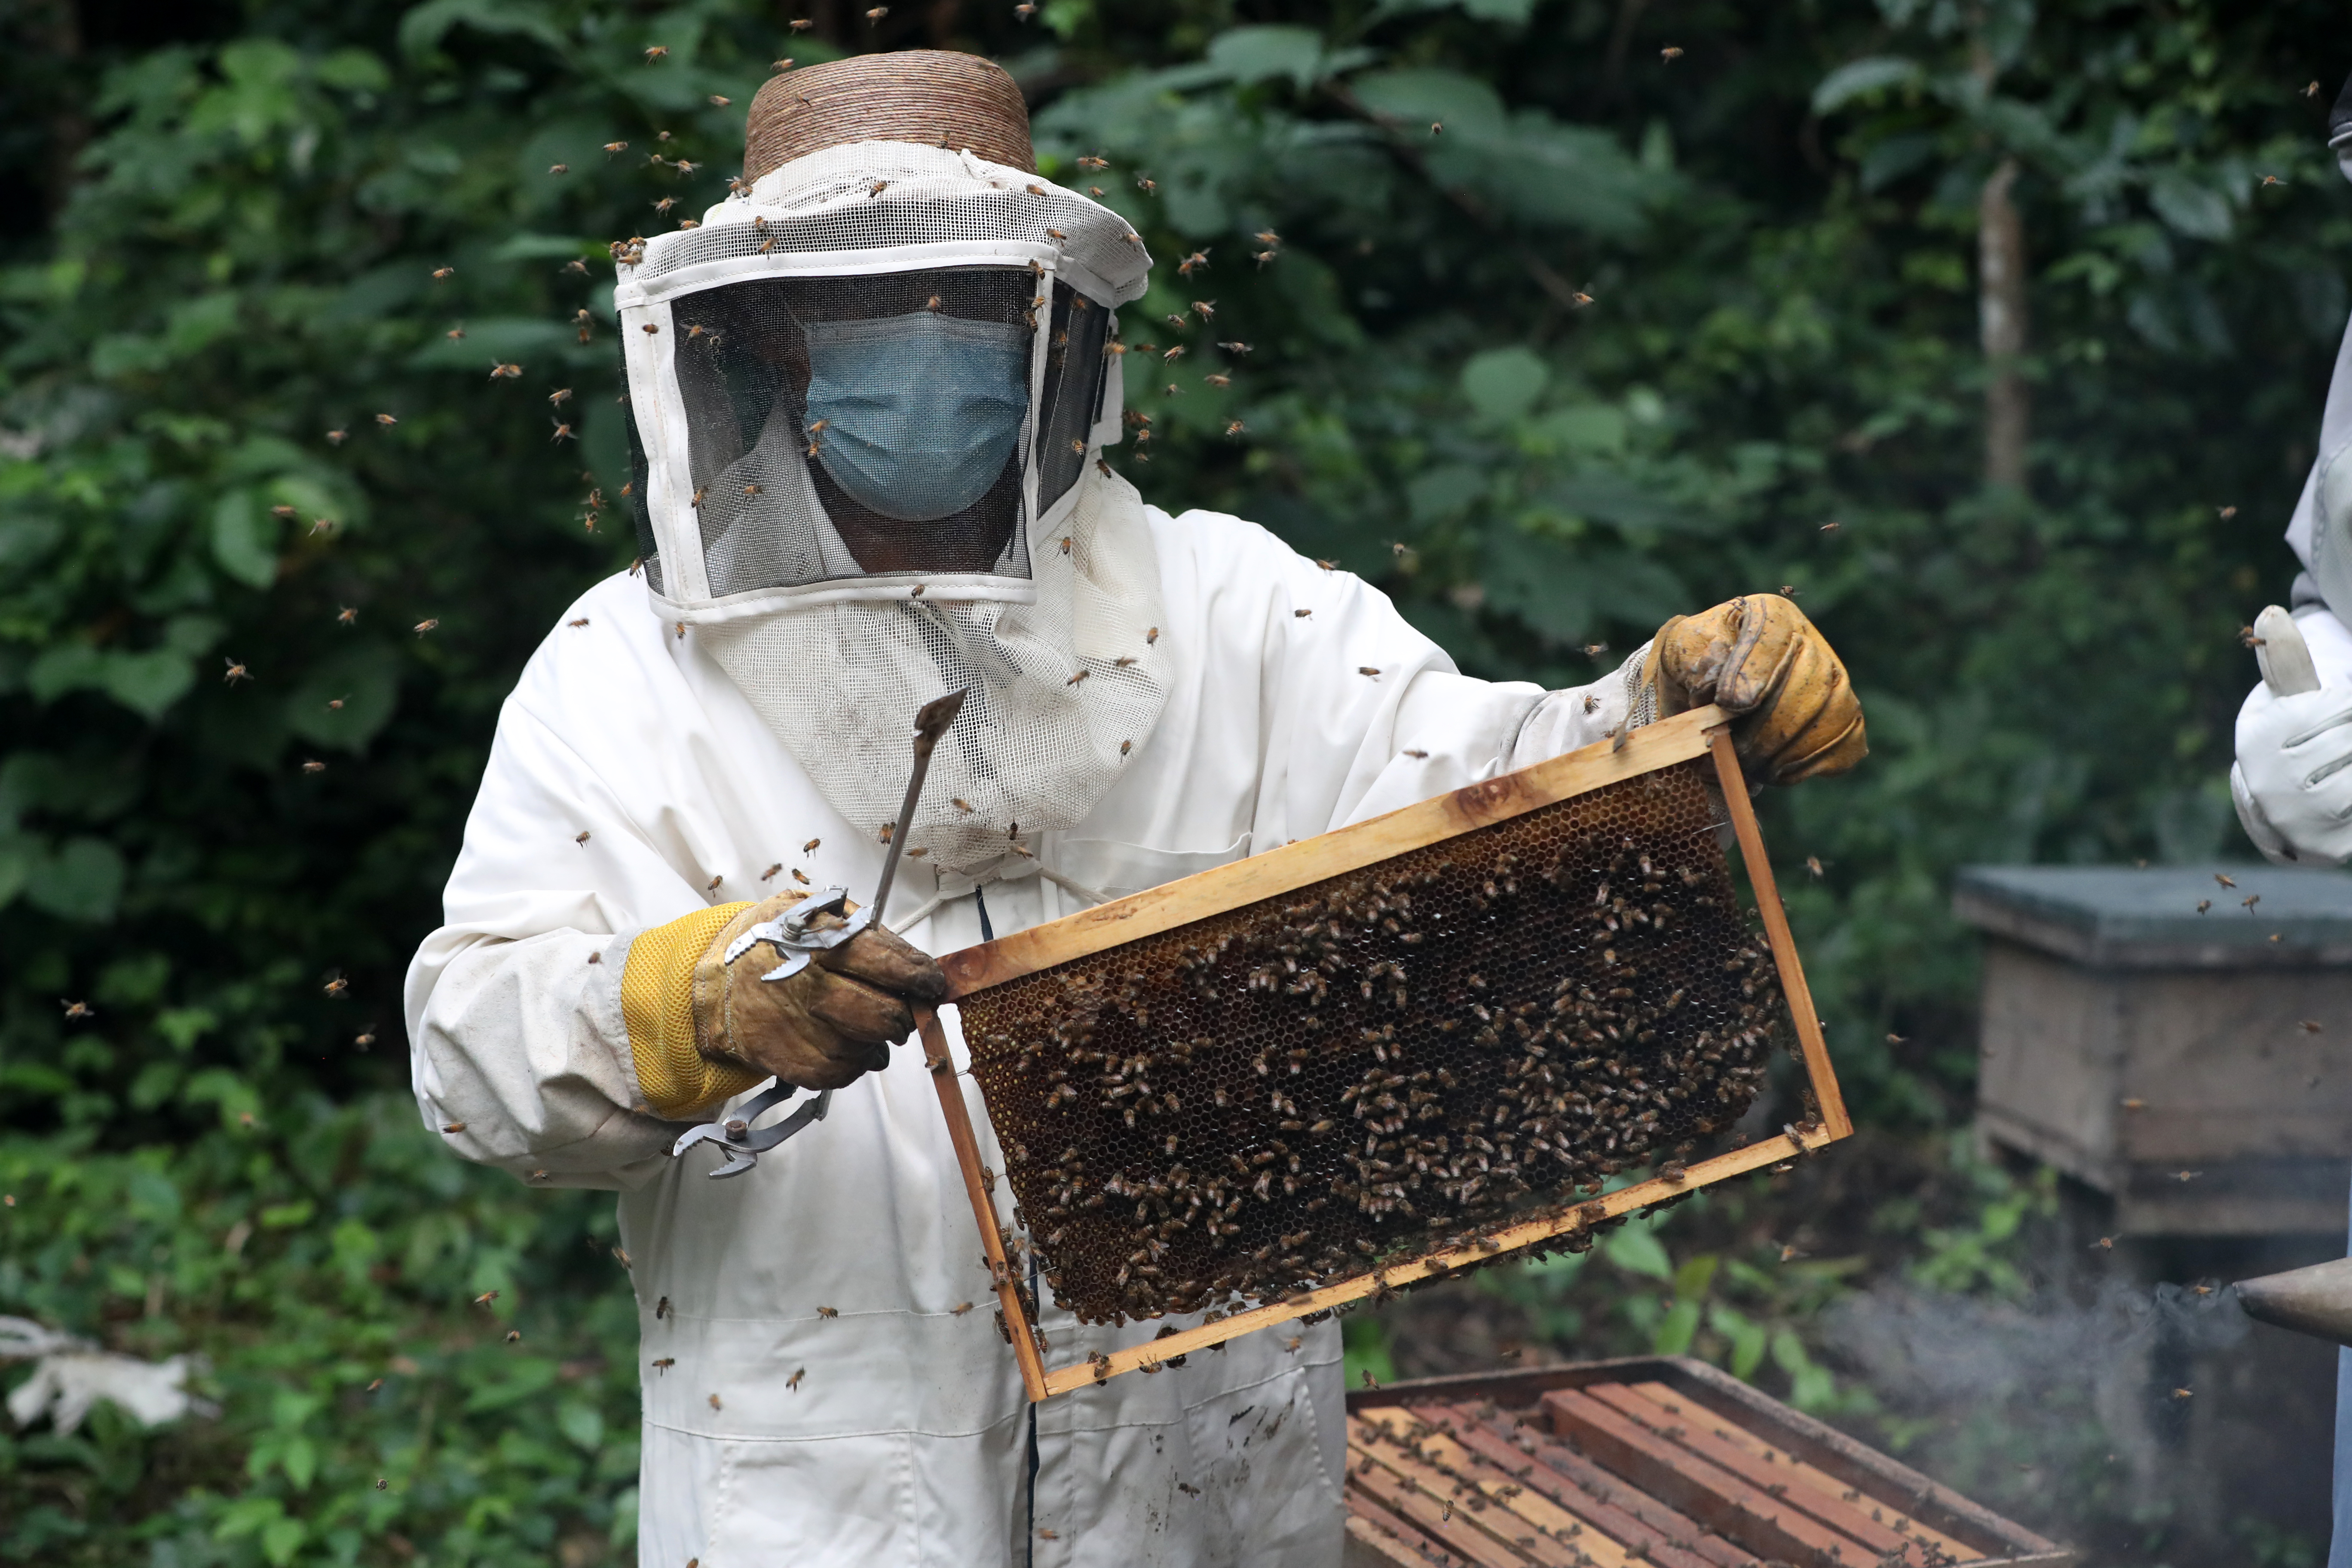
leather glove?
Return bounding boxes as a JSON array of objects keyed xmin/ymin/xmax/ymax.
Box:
[
  {"xmin": 1645, "ymin": 594, "xmax": 1866, "ymax": 786},
  {"xmin": 622, "ymin": 890, "xmax": 947, "ymax": 1118},
  {"xmin": 2233, "ymin": 681, "xmax": 2352, "ymax": 865}
]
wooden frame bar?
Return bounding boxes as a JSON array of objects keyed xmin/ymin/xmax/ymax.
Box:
[{"xmin": 927, "ymin": 705, "xmax": 1848, "ymax": 1400}]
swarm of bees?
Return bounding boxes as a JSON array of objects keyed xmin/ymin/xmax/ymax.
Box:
[{"xmin": 962, "ymin": 759, "xmax": 1783, "ymax": 1324}]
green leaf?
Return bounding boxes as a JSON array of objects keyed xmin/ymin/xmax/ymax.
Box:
[
  {"xmin": 285, "ymin": 641, "xmax": 400, "ymax": 751},
  {"xmin": 209, "ymin": 488, "xmax": 280, "ymax": 588},
  {"xmin": 1709, "ymin": 1303, "xmax": 1769, "ymax": 1380},
  {"xmin": 1812, "ymin": 56, "xmax": 1924, "ymax": 114},
  {"xmin": 1351, "ymin": 68, "xmax": 1507, "ymax": 141},
  {"xmin": 1602, "ymin": 1223, "xmax": 1672, "ymax": 1280},
  {"xmin": 1204, "ymin": 27, "xmax": 1328, "ymax": 90},
  {"xmin": 1461, "ymin": 347, "xmax": 1550, "ymax": 421},
  {"xmin": 101, "ymin": 649, "xmax": 197, "ymax": 719},
  {"xmin": 261, "ymin": 1514, "xmax": 308, "ymax": 1566},
  {"xmin": 23, "ymin": 837, "xmax": 126, "ymax": 922},
  {"xmin": 1670, "ymin": 1252, "xmax": 1720, "ymax": 1302},
  {"xmin": 1653, "ymin": 1298, "xmax": 1701, "ymax": 1356},
  {"xmin": 557, "ymin": 1400, "xmax": 605, "ymax": 1452},
  {"xmin": 2148, "ymin": 170, "xmax": 2233, "ymax": 241}
]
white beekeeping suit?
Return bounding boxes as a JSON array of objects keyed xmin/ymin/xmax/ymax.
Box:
[
  {"xmin": 2233, "ymin": 69, "xmax": 2352, "ymax": 1568},
  {"xmin": 403, "ymin": 50, "xmax": 1865, "ymax": 1568}
]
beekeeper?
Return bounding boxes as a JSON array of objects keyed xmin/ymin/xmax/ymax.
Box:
[
  {"xmin": 2230, "ymin": 69, "xmax": 2352, "ymax": 1568},
  {"xmin": 403, "ymin": 50, "xmax": 1865, "ymax": 1568}
]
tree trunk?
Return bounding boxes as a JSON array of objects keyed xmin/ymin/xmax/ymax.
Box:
[{"xmin": 1979, "ymin": 156, "xmax": 2029, "ymax": 493}]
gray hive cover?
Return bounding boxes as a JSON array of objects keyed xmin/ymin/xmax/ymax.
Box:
[{"xmin": 1953, "ymin": 864, "xmax": 2352, "ymax": 967}]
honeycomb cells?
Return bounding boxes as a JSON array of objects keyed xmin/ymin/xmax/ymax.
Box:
[{"xmin": 960, "ymin": 759, "xmax": 1788, "ymax": 1326}]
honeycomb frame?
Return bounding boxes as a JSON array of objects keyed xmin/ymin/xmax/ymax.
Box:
[{"xmin": 916, "ymin": 705, "xmax": 1849, "ymax": 1400}]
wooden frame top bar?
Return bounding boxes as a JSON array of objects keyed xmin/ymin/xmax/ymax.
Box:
[{"xmin": 940, "ymin": 704, "xmax": 1730, "ymax": 999}]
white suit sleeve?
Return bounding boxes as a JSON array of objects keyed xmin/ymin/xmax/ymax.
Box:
[
  {"xmin": 404, "ymin": 698, "xmax": 695, "ymax": 1190},
  {"xmin": 1136, "ymin": 510, "xmax": 1638, "ymax": 845}
]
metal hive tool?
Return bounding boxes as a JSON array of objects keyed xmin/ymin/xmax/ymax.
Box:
[{"xmin": 913, "ymin": 705, "xmax": 1849, "ymax": 1400}]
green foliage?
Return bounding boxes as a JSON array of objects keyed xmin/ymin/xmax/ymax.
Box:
[{"xmin": 3, "ymin": 0, "xmax": 2346, "ymax": 1560}]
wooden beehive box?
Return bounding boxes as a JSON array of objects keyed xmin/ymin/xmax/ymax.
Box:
[
  {"xmin": 1343, "ymin": 1357, "xmax": 2071, "ymax": 1568},
  {"xmin": 1955, "ymin": 864, "xmax": 2352, "ymax": 1236}
]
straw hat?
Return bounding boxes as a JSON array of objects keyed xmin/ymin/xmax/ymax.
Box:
[{"xmin": 745, "ymin": 51, "xmax": 1035, "ymax": 183}]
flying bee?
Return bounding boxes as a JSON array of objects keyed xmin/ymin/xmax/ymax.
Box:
[
  {"xmin": 1254, "ymin": 250, "xmax": 1278, "ymax": 267},
  {"xmin": 1179, "ymin": 249, "xmax": 1210, "ymax": 275},
  {"xmin": 1067, "ymin": 669, "xmax": 1089, "ymax": 686},
  {"xmin": 787, "ymin": 1367, "xmax": 806, "ymax": 1391},
  {"xmin": 1120, "ymin": 739, "xmax": 1132, "ymax": 756},
  {"xmin": 1225, "ymin": 420, "xmax": 1245, "ymax": 437},
  {"xmin": 868, "ymin": 179, "xmax": 891, "ymax": 198},
  {"xmin": 2261, "ymin": 174, "xmax": 2283, "ymax": 187},
  {"xmin": 651, "ymin": 1357, "xmax": 674, "ymax": 1373},
  {"xmin": 2215, "ymin": 872, "xmax": 2236, "ymax": 888},
  {"xmin": 1136, "ymin": 175, "xmax": 1158, "ymax": 194},
  {"xmin": 708, "ymin": 94, "xmax": 731, "ymax": 107},
  {"xmin": 355, "ymin": 1030, "xmax": 376, "ymax": 1048},
  {"xmin": 327, "ymin": 429, "xmax": 347, "ymax": 444},
  {"xmin": 804, "ymin": 838, "xmax": 822, "ymax": 854},
  {"xmin": 431, "ymin": 266, "xmax": 455, "ymax": 281},
  {"xmin": 2302, "ymin": 1020, "xmax": 2324, "ymax": 1033},
  {"xmin": 790, "ymin": 17, "xmax": 813, "ymax": 29},
  {"xmin": 474, "ymin": 1291, "xmax": 500, "ymax": 1306},
  {"xmin": 604, "ymin": 141, "xmax": 628, "ymax": 155},
  {"xmin": 414, "ymin": 619, "xmax": 440, "ymax": 636},
  {"xmin": 367, "ymin": 1378, "xmax": 385, "ymax": 1392},
  {"xmin": 791, "ymin": 870, "xmax": 809, "ymax": 885},
  {"xmin": 442, "ymin": 1121, "xmax": 466, "ymax": 1133},
  {"xmin": 2196, "ymin": 899, "xmax": 2211, "ymax": 914},
  {"xmin": 376, "ymin": 412, "xmax": 398, "ymax": 426},
  {"xmin": 223, "ymin": 657, "xmax": 252, "ymax": 684},
  {"xmin": 759, "ymin": 863, "xmax": 781, "ymax": 880},
  {"xmin": 1114, "ymin": 656, "xmax": 1137, "ymax": 668},
  {"xmin": 1660, "ymin": 45, "xmax": 1684, "ymax": 60},
  {"xmin": 772, "ymin": 58, "xmax": 794, "ymax": 72},
  {"xmin": 2119, "ymin": 1097, "xmax": 2145, "ymax": 1110},
  {"xmin": 505, "ymin": 1329, "xmax": 522, "ymax": 1344},
  {"xmin": 61, "ymin": 999, "xmax": 94, "ymax": 1020},
  {"xmin": 551, "ymin": 422, "xmax": 575, "ymax": 443},
  {"xmin": 707, "ymin": 874, "xmax": 724, "ymax": 892},
  {"xmin": 301, "ymin": 760, "xmax": 326, "ymax": 775},
  {"xmin": 490, "ymin": 362, "xmax": 522, "ymax": 380},
  {"xmin": 1146, "ymin": 627, "xmax": 1160, "ymax": 644},
  {"xmin": 1358, "ymin": 666, "xmax": 1381, "ymax": 680},
  {"xmin": 324, "ymin": 976, "xmax": 349, "ymax": 997},
  {"xmin": 336, "ymin": 606, "xmax": 358, "ymax": 626},
  {"xmin": 1402, "ymin": 748, "xmax": 1427, "ymax": 759},
  {"xmin": 1162, "ymin": 345, "xmax": 1185, "ymax": 363},
  {"xmin": 643, "ymin": 44, "xmax": 668, "ymax": 61},
  {"xmin": 864, "ymin": 5, "xmax": 887, "ymax": 18}
]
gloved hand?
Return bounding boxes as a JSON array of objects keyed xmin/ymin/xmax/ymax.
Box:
[
  {"xmin": 622, "ymin": 890, "xmax": 948, "ymax": 1118},
  {"xmin": 2232, "ymin": 681, "xmax": 2352, "ymax": 865},
  {"xmin": 1646, "ymin": 594, "xmax": 1866, "ymax": 786}
]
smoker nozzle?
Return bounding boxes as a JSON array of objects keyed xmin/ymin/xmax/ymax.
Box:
[{"xmin": 2234, "ymin": 1257, "xmax": 2352, "ymax": 1349}]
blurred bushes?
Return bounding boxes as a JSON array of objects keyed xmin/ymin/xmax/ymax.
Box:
[{"xmin": 4, "ymin": 0, "xmax": 2348, "ymax": 1559}]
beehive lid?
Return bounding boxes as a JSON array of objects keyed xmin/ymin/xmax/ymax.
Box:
[
  {"xmin": 1344, "ymin": 1356, "xmax": 2072, "ymax": 1567},
  {"xmin": 1952, "ymin": 864, "xmax": 2352, "ymax": 968}
]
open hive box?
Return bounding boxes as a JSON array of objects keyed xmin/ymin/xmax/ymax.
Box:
[
  {"xmin": 1343, "ymin": 1358, "xmax": 2072, "ymax": 1568},
  {"xmin": 913, "ymin": 704, "xmax": 1851, "ymax": 1399}
]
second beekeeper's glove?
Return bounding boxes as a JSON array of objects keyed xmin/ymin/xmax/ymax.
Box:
[
  {"xmin": 1645, "ymin": 593, "xmax": 1866, "ymax": 786},
  {"xmin": 622, "ymin": 890, "xmax": 948, "ymax": 1119},
  {"xmin": 2233, "ymin": 681, "xmax": 2352, "ymax": 866}
]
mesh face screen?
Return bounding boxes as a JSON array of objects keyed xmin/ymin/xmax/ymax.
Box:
[
  {"xmin": 624, "ymin": 267, "xmax": 1109, "ymax": 598},
  {"xmin": 959, "ymin": 760, "xmax": 1788, "ymax": 1326}
]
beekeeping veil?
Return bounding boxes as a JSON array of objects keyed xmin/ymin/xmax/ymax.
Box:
[
  {"xmin": 2285, "ymin": 72, "xmax": 2352, "ymax": 617},
  {"xmin": 614, "ymin": 52, "xmax": 1163, "ymax": 881}
]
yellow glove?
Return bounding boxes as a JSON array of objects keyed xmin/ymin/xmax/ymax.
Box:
[
  {"xmin": 1645, "ymin": 594, "xmax": 1866, "ymax": 786},
  {"xmin": 622, "ymin": 891, "xmax": 948, "ymax": 1120}
]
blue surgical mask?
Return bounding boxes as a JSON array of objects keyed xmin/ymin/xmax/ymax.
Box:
[{"xmin": 802, "ymin": 312, "xmax": 1031, "ymax": 524}]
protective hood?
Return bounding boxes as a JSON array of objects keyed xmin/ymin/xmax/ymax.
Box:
[
  {"xmin": 2282, "ymin": 71, "xmax": 2352, "ymax": 616},
  {"xmin": 613, "ymin": 142, "xmax": 1170, "ymax": 881}
]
